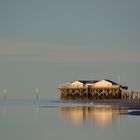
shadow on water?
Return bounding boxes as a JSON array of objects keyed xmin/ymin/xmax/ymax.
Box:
[
  {"xmin": 121, "ymin": 106, "xmax": 140, "ymax": 116},
  {"xmin": 125, "ymin": 111, "xmax": 140, "ymax": 116}
]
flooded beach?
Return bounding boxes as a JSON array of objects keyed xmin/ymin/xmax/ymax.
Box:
[
  {"xmin": 0, "ymin": 99, "xmax": 140, "ymax": 140},
  {"xmin": 1, "ymin": 0, "xmax": 140, "ymax": 140}
]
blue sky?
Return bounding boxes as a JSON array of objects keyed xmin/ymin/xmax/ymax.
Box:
[{"xmin": 0, "ymin": 0, "xmax": 140, "ymax": 98}]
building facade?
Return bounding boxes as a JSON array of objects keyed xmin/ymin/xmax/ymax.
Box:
[{"xmin": 58, "ymin": 79, "xmax": 128, "ymax": 100}]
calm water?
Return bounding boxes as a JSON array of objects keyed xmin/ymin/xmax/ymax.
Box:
[{"xmin": 0, "ymin": 99, "xmax": 140, "ymax": 140}]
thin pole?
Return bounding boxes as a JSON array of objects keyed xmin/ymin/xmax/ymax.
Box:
[
  {"xmin": 36, "ymin": 88, "xmax": 39, "ymax": 101},
  {"xmin": 4, "ymin": 89, "xmax": 7, "ymax": 101},
  {"xmin": 3, "ymin": 89, "xmax": 7, "ymax": 116},
  {"xmin": 118, "ymin": 75, "xmax": 121, "ymax": 85},
  {"xmin": 35, "ymin": 88, "xmax": 39, "ymax": 113}
]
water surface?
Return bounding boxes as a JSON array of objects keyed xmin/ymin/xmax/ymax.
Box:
[{"xmin": 0, "ymin": 99, "xmax": 140, "ymax": 140}]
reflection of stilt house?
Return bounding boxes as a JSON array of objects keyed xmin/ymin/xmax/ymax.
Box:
[
  {"xmin": 58, "ymin": 79, "xmax": 128, "ymax": 100},
  {"xmin": 59, "ymin": 106, "xmax": 126, "ymax": 126}
]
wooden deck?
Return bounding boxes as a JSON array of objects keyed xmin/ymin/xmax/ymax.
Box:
[{"xmin": 58, "ymin": 87, "xmax": 140, "ymax": 100}]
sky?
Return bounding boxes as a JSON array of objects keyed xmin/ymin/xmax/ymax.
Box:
[{"xmin": 0, "ymin": 0, "xmax": 140, "ymax": 99}]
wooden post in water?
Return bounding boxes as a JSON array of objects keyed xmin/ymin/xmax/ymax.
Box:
[
  {"xmin": 36, "ymin": 88, "xmax": 39, "ymax": 101},
  {"xmin": 3, "ymin": 89, "xmax": 7, "ymax": 115},
  {"xmin": 35, "ymin": 88, "xmax": 39, "ymax": 113},
  {"xmin": 4, "ymin": 89, "xmax": 7, "ymax": 101}
]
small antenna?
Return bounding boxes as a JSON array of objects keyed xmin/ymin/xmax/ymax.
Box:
[{"xmin": 118, "ymin": 75, "xmax": 121, "ymax": 85}]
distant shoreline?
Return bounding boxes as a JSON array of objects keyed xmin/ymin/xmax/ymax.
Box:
[{"xmin": 61, "ymin": 99, "xmax": 140, "ymax": 106}]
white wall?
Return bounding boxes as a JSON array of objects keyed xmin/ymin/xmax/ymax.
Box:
[
  {"xmin": 94, "ymin": 80, "xmax": 112, "ymax": 87},
  {"xmin": 71, "ymin": 81, "xmax": 83, "ymax": 88}
]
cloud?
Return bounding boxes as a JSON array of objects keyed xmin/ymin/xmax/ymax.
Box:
[{"xmin": 0, "ymin": 39, "xmax": 139, "ymax": 63}]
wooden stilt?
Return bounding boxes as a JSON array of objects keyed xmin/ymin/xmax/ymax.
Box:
[{"xmin": 59, "ymin": 86, "xmax": 140, "ymax": 100}]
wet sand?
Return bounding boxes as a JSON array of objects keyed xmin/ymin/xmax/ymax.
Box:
[{"xmin": 61, "ymin": 99, "xmax": 140, "ymax": 107}]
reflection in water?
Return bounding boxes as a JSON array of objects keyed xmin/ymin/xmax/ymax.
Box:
[
  {"xmin": 59, "ymin": 106, "xmax": 127, "ymax": 127},
  {"xmin": 4, "ymin": 104, "xmax": 7, "ymax": 116}
]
